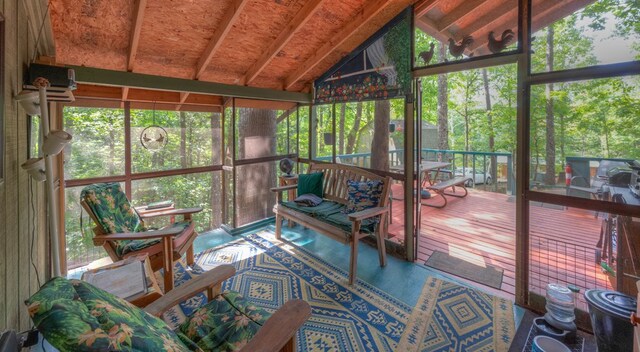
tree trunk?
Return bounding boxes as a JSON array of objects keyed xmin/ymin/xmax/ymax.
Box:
[
  {"xmin": 338, "ymin": 103, "xmax": 346, "ymax": 155},
  {"xmin": 237, "ymin": 108, "xmax": 276, "ymax": 225},
  {"xmin": 482, "ymin": 68, "xmax": 498, "ymax": 182},
  {"xmin": 180, "ymin": 111, "xmax": 187, "ymax": 169},
  {"xmin": 346, "ymin": 102, "xmax": 362, "ymax": 154},
  {"xmin": 210, "ymin": 113, "xmax": 222, "ymax": 228},
  {"xmin": 545, "ymin": 25, "xmax": 556, "ymax": 185},
  {"xmin": 371, "ymin": 100, "xmax": 390, "ymax": 171},
  {"xmin": 437, "ymin": 43, "xmax": 449, "ymax": 150}
]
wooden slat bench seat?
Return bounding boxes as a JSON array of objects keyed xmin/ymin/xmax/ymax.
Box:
[
  {"xmin": 423, "ymin": 176, "xmax": 473, "ymax": 208},
  {"xmin": 271, "ymin": 163, "xmax": 392, "ymax": 285}
]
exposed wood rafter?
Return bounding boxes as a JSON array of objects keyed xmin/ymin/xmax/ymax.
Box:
[
  {"xmin": 121, "ymin": 87, "xmax": 130, "ymax": 108},
  {"xmin": 243, "ymin": 0, "xmax": 325, "ymax": 85},
  {"xmin": 450, "ymin": 0, "xmax": 515, "ymax": 42},
  {"xmin": 416, "ymin": 16, "xmax": 450, "ymax": 44},
  {"xmin": 127, "ymin": 0, "xmax": 147, "ymax": 72},
  {"xmin": 437, "ymin": 0, "xmax": 487, "ymax": 33},
  {"xmin": 468, "ymin": 0, "xmax": 594, "ymax": 53},
  {"xmin": 414, "ymin": 0, "xmax": 438, "ymax": 17},
  {"xmin": 284, "ymin": 0, "xmax": 392, "ymax": 90},
  {"xmin": 195, "ymin": 0, "xmax": 250, "ymax": 80},
  {"xmin": 176, "ymin": 92, "xmax": 190, "ymax": 111}
]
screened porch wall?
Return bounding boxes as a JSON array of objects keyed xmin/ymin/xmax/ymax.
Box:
[{"xmin": 62, "ymin": 105, "xmax": 224, "ymax": 269}]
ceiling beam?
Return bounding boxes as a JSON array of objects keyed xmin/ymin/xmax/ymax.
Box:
[
  {"xmin": 175, "ymin": 92, "xmax": 190, "ymax": 111},
  {"xmin": 414, "ymin": 0, "xmax": 439, "ymax": 17},
  {"xmin": 451, "ymin": 0, "xmax": 514, "ymax": 42},
  {"xmin": 127, "ymin": 0, "xmax": 147, "ymax": 71},
  {"xmin": 284, "ymin": 0, "xmax": 392, "ymax": 90},
  {"xmin": 75, "ymin": 84, "xmax": 225, "ymax": 106},
  {"xmin": 243, "ymin": 0, "xmax": 325, "ymax": 85},
  {"xmin": 194, "ymin": 0, "xmax": 250, "ymax": 80},
  {"xmin": 121, "ymin": 87, "xmax": 129, "ymax": 108},
  {"xmin": 437, "ymin": 0, "xmax": 487, "ymax": 33},
  {"xmin": 69, "ymin": 65, "xmax": 312, "ymax": 103},
  {"xmin": 468, "ymin": 0, "xmax": 594, "ymax": 53},
  {"xmin": 415, "ymin": 17, "xmax": 450, "ymax": 44}
]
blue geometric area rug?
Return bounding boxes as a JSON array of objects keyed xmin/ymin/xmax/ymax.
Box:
[
  {"xmin": 161, "ymin": 230, "xmax": 412, "ymax": 352},
  {"xmin": 397, "ymin": 276, "xmax": 516, "ymax": 352}
]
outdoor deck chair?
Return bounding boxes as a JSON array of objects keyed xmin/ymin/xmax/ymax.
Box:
[
  {"xmin": 80, "ymin": 182, "xmax": 202, "ymax": 292},
  {"xmin": 25, "ymin": 266, "xmax": 311, "ymax": 352}
]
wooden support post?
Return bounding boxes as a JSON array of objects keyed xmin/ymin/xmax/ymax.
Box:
[
  {"xmin": 162, "ymin": 237, "xmax": 174, "ymax": 292},
  {"xmin": 349, "ymin": 221, "xmax": 361, "ymax": 285}
]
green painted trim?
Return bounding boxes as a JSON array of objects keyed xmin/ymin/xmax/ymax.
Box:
[
  {"xmin": 221, "ymin": 217, "xmax": 275, "ymax": 236},
  {"xmin": 69, "ymin": 65, "xmax": 312, "ymax": 104}
]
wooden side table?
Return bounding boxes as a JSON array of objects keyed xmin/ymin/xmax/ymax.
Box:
[
  {"xmin": 279, "ymin": 174, "xmax": 298, "ymax": 227},
  {"xmin": 81, "ymin": 253, "xmax": 163, "ymax": 308}
]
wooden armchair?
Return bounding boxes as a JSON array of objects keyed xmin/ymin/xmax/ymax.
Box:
[
  {"xmin": 80, "ymin": 182, "xmax": 202, "ymax": 292},
  {"xmin": 25, "ymin": 266, "xmax": 311, "ymax": 352}
]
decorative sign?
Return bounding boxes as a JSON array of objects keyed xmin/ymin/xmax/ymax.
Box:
[
  {"xmin": 314, "ymin": 7, "xmax": 412, "ymax": 103},
  {"xmin": 140, "ymin": 125, "xmax": 168, "ymax": 152}
]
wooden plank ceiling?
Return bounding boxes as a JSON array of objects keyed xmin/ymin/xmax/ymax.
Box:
[
  {"xmin": 49, "ymin": 0, "xmax": 590, "ymax": 106},
  {"xmin": 49, "ymin": 0, "xmax": 418, "ymax": 106}
]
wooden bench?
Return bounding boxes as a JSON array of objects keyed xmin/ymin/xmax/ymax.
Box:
[
  {"xmin": 271, "ymin": 163, "xmax": 392, "ymax": 285},
  {"xmin": 423, "ymin": 176, "xmax": 473, "ymax": 208}
]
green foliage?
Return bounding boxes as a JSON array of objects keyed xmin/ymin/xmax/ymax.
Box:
[{"xmin": 384, "ymin": 16, "xmax": 412, "ymax": 92}]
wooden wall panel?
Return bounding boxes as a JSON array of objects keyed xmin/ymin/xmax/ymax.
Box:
[{"xmin": 0, "ymin": 0, "xmax": 51, "ymax": 331}]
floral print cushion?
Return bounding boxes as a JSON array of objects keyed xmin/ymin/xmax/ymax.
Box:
[
  {"xmin": 25, "ymin": 277, "xmax": 190, "ymax": 352},
  {"xmin": 178, "ymin": 291, "xmax": 272, "ymax": 351},
  {"xmin": 82, "ymin": 183, "xmax": 193, "ymax": 257},
  {"xmin": 343, "ymin": 179, "xmax": 384, "ymax": 214},
  {"xmin": 81, "ymin": 183, "xmax": 144, "ymax": 235},
  {"xmin": 114, "ymin": 220, "xmax": 192, "ymax": 257}
]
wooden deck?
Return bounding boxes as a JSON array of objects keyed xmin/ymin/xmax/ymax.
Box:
[{"xmin": 387, "ymin": 184, "xmax": 611, "ymax": 308}]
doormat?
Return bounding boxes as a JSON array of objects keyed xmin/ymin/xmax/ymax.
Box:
[
  {"xmin": 397, "ymin": 276, "xmax": 515, "ymax": 352},
  {"xmin": 425, "ymin": 250, "xmax": 504, "ymax": 290}
]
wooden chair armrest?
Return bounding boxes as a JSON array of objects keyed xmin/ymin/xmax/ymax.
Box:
[
  {"xmin": 143, "ymin": 265, "xmax": 236, "ymax": 317},
  {"xmin": 270, "ymin": 184, "xmax": 298, "ymax": 193},
  {"xmin": 93, "ymin": 227, "xmax": 184, "ymax": 243},
  {"xmin": 139, "ymin": 207, "xmax": 203, "ymax": 219},
  {"xmin": 240, "ymin": 300, "xmax": 311, "ymax": 352},
  {"xmin": 347, "ymin": 207, "xmax": 388, "ymax": 222}
]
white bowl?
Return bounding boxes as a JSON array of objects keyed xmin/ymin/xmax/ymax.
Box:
[{"xmin": 532, "ymin": 336, "xmax": 571, "ymax": 352}]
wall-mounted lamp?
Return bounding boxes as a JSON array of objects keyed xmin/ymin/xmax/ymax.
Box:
[
  {"xmin": 43, "ymin": 130, "xmax": 72, "ymax": 155},
  {"xmin": 21, "ymin": 158, "xmax": 46, "ymax": 182},
  {"xmin": 14, "ymin": 91, "xmax": 41, "ymax": 116},
  {"xmin": 389, "ymin": 123, "xmax": 396, "ymax": 133}
]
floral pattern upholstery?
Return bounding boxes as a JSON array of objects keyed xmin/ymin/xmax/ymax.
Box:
[
  {"xmin": 81, "ymin": 183, "xmax": 191, "ymax": 256},
  {"xmin": 178, "ymin": 291, "xmax": 272, "ymax": 351},
  {"xmin": 26, "ymin": 278, "xmax": 274, "ymax": 352},
  {"xmin": 343, "ymin": 179, "xmax": 384, "ymax": 214},
  {"xmin": 25, "ymin": 277, "xmax": 189, "ymax": 351}
]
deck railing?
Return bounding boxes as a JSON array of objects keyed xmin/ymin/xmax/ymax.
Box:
[{"xmin": 315, "ymin": 149, "xmax": 515, "ymax": 194}]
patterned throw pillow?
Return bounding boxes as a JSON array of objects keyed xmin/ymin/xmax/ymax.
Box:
[{"xmin": 343, "ymin": 179, "xmax": 384, "ymax": 214}]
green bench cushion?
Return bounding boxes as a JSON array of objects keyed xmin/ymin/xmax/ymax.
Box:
[{"xmin": 281, "ymin": 201, "xmax": 376, "ymax": 233}]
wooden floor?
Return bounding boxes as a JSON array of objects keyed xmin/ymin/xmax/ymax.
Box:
[{"xmin": 387, "ymin": 184, "xmax": 611, "ymax": 308}]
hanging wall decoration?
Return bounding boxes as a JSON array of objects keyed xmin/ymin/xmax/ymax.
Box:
[
  {"xmin": 313, "ymin": 7, "xmax": 412, "ymax": 104},
  {"xmin": 140, "ymin": 103, "xmax": 168, "ymax": 152}
]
